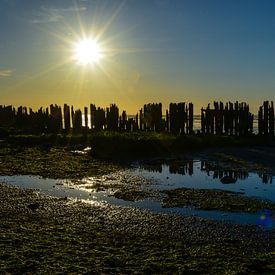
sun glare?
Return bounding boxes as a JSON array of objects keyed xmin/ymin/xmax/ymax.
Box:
[{"xmin": 74, "ymin": 38, "xmax": 103, "ymax": 65}]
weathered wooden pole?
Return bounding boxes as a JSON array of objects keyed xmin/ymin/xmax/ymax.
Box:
[{"xmin": 189, "ymin": 103, "xmax": 193, "ymax": 134}]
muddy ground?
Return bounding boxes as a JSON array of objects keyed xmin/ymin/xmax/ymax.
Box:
[
  {"xmin": 0, "ymin": 143, "xmax": 275, "ymax": 273},
  {"xmin": 1, "ymin": 183, "xmax": 275, "ymax": 274}
]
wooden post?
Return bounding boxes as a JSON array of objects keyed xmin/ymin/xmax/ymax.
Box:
[
  {"xmin": 188, "ymin": 103, "xmax": 193, "ymax": 134},
  {"xmin": 269, "ymin": 101, "xmax": 274, "ymax": 136},
  {"xmin": 201, "ymin": 108, "xmax": 205, "ymax": 134},
  {"xmin": 84, "ymin": 107, "xmax": 88, "ymax": 129},
  {"xmin": 264, "ymin": 101, "xmax": 269, "ymax": 136}
]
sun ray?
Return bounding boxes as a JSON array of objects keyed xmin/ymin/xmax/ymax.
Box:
[
  {"xmin": 72, "ymin": 0, "xmax": 86, "ymax": 39},
  {"xmin": 95, "ymin": 0, "xmax": 127, "ymax": 41},
  {"xmin": 6, "ymin": 57, "xmax": 73, "ymax": 93}
]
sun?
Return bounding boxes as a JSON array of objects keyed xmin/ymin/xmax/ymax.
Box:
[{"xmin": 74, "ymin": 38, "xmax": 103, "ymax": 65}]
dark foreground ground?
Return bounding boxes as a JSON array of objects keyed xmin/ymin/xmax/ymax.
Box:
[
  {"xmin": 1, "ymin": 183, "xmax": 274, "ymax": 274},
  {"xmin": 0, "ymin": 135, "xmax": 275, "ymax": 274}
]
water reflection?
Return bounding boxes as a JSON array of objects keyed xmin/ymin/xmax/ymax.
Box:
[
  {"xmin": 140, "ymin": 160, "xmax": 272, "ymax": 184},
  {"xmin": 142, "ymin": 161, "xmax": 194, "ymax": 175},
  {"xmin": 201, "ymin": 161, "xmax": 249, "ymax": 182},
  {"xmin": 0, "ymin": 174, "xmax": 270, "ymax": 226},
  {"xmin": 259, "ymin": 173, "xmax": 273, "ymax": 184}
]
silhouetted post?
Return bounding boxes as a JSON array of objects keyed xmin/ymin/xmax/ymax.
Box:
[
  {"xmin": 142, "ymin": 103, "xmax": 163, "ymax": 132},
  {"xmin": 120, "ymin": 111, "xmax": 126, "ymax": 131},
  {"xmin": 178, "ymin": 103, "xmax": 185, "ymax": 134},
  {"xmin": 84, "ymin": 107, "xmax": 88, "ymax": 129},
  {"xmin": 258, "ymin": 106, "xmax": 263, "ymax": 135},
  {"xmin": 269, "ymin": 101, "xmax": 274, "ymax": 136},
  {"xmin": 258, "ymin": 101, "xmax": 275, "ymax": 136},
  {"xmin": 64, "ymin": 104, "xmax": 71, "ymax": 133},
  {"xmin": 264, "ymin": 101, "xmax": 269, "ymax": 136},
  {"xmin": 90, "ymin": 104, "xmax": 96, "ymax": 130},
  {"xmin": 73, "ymin": 109, "xmax": 82, "ymax": 132},
  {"xmin": 71, "ymin": 106, "xmax": 75, "ymax": 129},
  {"xmin": 188, "ymin": 103, "xmax": 193, "ymax": 134},
  {"xmin": 205, "ymin": 104, "xmax": 210, "ymax": 134},
  {"xmin": 224, "ymin": 103, "xmax": 229, "ymax": 135},
  {"xmin": 249, "ymin": 113, "xmax": 254, "ymax": 134},
  {"xmin": 201, "ymin": 108, "xmax": 205, "ymax": 134},
  {"xmin": 139, "ymin": 109, "xmax": 143, "ymax": 130},
  {"xmin": 213, "ymin": 101, "xmax": 218, "ymax": 134},
  {"xmin": 135, "ymin": 113, "xmax": 139, "ymax": 131},
  {"xmin": 229, "ymin": 102, "xmax": 234, "ymax": 135},
  {"xmin": 169, "ymin": 103, "xmax": 176, "ymax": 133},
  {"xmin": 49, "ymin": 104, "xmax": 62, "ymax": 133},
  {"xmin": 94, "ymin": 107, "xmax": 105, "ymax": 131},
  {"xmin": 234, "ymin": 102, "xmax": 239, "ymax": 136},
  {"xmin": 106, "ymin": 104, "xmax": 119, "ymax": 131}
]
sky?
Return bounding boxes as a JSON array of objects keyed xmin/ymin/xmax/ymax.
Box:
[{"xmin": 1, "ymin": 0, "xmax": 275, "ymax": 114}]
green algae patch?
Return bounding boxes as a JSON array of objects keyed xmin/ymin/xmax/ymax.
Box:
[
  {"xmin": 0, "ymin": 144, "xmax": 121, "ymax": 179},
  {"xmin": 1, "ymin": 183, "xmax": 274, "ymax": 274},
  {"xmin": 162, "ymin": 188, "xmax": 275, "ymax": 212},
  {"xmin": 113, "ymin": 188, "xmax": 152, "ymax": 201}
]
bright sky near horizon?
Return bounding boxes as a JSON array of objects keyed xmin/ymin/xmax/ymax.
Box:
[{"xmin": 1, "ymin": 0, "xmax": 275, "ymax": 114}]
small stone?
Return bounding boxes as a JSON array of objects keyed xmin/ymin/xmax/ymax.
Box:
[{"xmin": 27, "ymin": 202, "xmax": 40, "ymax": 211}]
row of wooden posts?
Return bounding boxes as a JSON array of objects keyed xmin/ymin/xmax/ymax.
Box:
[{"xmin": 0, "ymin": 101, "xmax": 274, "ymax": 136}]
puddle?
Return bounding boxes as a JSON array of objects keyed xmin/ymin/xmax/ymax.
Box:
[
  {"xmin": 1, "ymin": 159, "xmax": 274, "ymax": 227},
  {"xmin": 132, "ymin": 160, "xmax": 275, "ymax": 202},
  {"xmin": 0, "ymin": 174, "xmax": 265, "ymax": 226}
]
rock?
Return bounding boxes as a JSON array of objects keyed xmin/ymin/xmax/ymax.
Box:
[
  {"xmin": 27, "ymin": 202, "xmax": 40, "ymax": 211},
  {"xmin": 220, "ymin": 176, "xmax": 237, "ymax": 184}
]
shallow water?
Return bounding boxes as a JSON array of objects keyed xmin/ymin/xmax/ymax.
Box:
[
  {"xmin": 1, "ymin": 159, "xmax": 274, "ymax": 228},
  {"xmin": 0, "ymin": 174, "xmax": 264, "ymax": 225},
  {"xmin": 132, "ymin": 160, "xmax": 275, "ymax": 202}
]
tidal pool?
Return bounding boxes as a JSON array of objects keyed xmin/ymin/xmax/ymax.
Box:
[
  {"xmin": 0, "ymin": 159, "xmax": 274, "ymax": 228},
  {"xmin": 132, "ymin": 160, "xmax": 275, "ymax": 202}
]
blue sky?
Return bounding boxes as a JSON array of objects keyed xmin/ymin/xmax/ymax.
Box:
[{"xmin": 0, "ymin": 0, "xmax": 275, "ymax": 113}]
